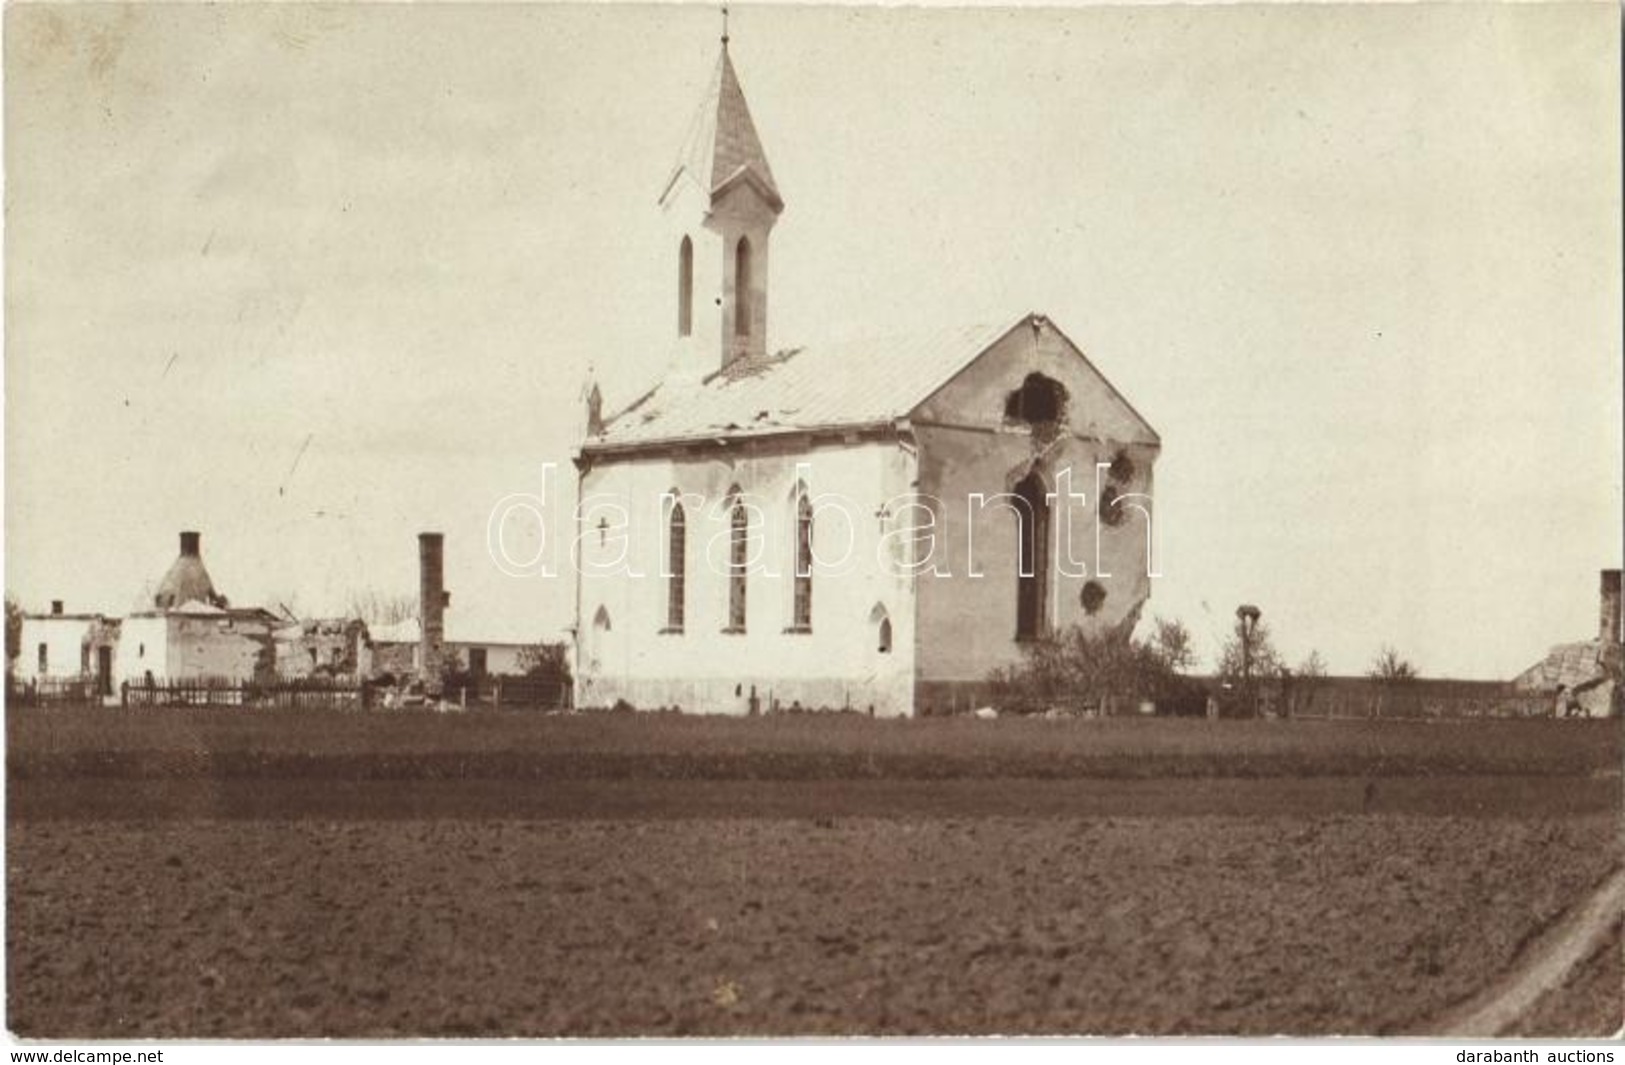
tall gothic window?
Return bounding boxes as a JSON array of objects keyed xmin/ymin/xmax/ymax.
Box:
[
  {"xmin": 1014, "ymin": 470, "xmax": 1050, "ymax": 641},
  {"xmin": 791, "ymin": 489, "xmax": 813, "ymax": 631},
  {"xmin": 665, "ymin": 499, "xmax": 686, "ymax": 631},
  {"xmin": 589, "ymin": 605, "xmax": 612, "ymax": 670},
  {"xmin": 727, "ymin": 489, "xmax": 748, "ymax": 632},
  {"xmin": 869, "ymin": 603, "xmax": 893, "ymax": 654},
  {"xmin": 678, "ymin": 236, "xmax": 694, "ymax": 338},
  {"xmin": 734, "ymin": 237, "xmax": 752, "ymax": 337}
]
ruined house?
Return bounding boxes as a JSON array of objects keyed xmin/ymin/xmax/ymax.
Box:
[
  {"xmin": 15, "ymin": 601, "xmax": 120, "ymax": 697},
  {"xmin": 21, "ymin": 533, "xmax": 279, "ymax": 693},
  {"xmin": 1513, "ymin": 568, "xmax": 1623, "ymax": 717},
  {"xmin": 114, "ymin": 532, "xmax": 279, "ymax": 687},
  {"xmin": 368, "ymin": 619, "xmax": 534, "ymax": 681},
  {"xmin": 573, "ymin": 37, "xmax": 1159, "ymax": 717},
  {"xmin": 274, "ymin": 617, "xmax": 372, "ymax": 680},
  {"xmin": 23, "ymin": 532, "xmax": 390, "ymax": 694},
  {"xmin": 367, "ymin": 534, "xmax": 539, "ymax": 684}
]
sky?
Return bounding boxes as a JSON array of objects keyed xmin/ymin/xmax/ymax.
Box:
[{"xmin": 5, "ymin": 2, "xmax": 1620, "ymax": 675}]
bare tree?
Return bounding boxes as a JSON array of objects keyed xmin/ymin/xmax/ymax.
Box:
[
  {"xmin": 346, "ymin": 589, "xmax": 417, "ymax": 626},
  {"xmin": 1293, "ymin": 650, "xmax": 1328, "ymax": 717},
  {"xmin": 1149, "ymin": 616, "xmax": 1197, "ymax": 675},
  {"xmin": 1216, "ymin": 615, "xmax": 1284, "ymax": 717},
  {"xmin": 1217, "ymin": 617, "xmax": 1284, "ymax": 684},
  {"xmin": 5, "ymin": 597, "xmax": 22, "ymax": 675},
  {"xmin": 1367, "ymin": 645, "xmax": 1418, "ymax": 719},
  {"xmin": 1368, "ymin": 645, "xmax": 1418, "ymax": 683}
]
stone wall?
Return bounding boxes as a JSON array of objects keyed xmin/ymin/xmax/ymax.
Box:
[
  {"xmin": 275, "ymin": 619, "xmax": 370, "ymax": 680},
  {"xmin": 166, "ymin": 615, "xmax": 275, "ymax": 683}
]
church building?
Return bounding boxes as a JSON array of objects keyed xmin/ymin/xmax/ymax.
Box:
[{"xmin": 573, "ymin": 34, "xmax": 1160, "ymax": 716}]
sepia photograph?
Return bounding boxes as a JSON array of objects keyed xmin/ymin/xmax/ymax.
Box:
[{"xmin": 3, "ymin": 0, "xmax": 1621, "ymax": 1043}]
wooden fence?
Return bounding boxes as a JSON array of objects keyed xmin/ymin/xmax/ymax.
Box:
[
  {"xmin": 1285, "ymin": 677, "xmax": 1553, "ymax": 720},
  {"xmin": 6, "ymin": 673, "xmax": 569, "ymax": 712},
  {"xmin": 435, "ymin": 675, "xmax": 571, "ymax": 711},
  {"xmin": 8, "ymin": 676, "xmax": 104, "ymax": 706},
  {"xmin": 490, "ymin": 674, "xmax": 571, "ymax": 711},
  {"xmin": 120, "ymin": 676, "xmax": 362, "ymax": 710}
]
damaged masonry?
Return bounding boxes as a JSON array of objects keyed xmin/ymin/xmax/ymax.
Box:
[{"xmin": 572, "ymin": 39, "xmax": 1159, "ymax": 717}]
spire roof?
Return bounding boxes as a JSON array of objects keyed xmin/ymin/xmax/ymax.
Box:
[{"xmin": 663, "ymin": 45, "xmax": 782, "ymax": 212}]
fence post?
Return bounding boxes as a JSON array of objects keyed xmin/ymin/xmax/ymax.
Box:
[{"xmin": 120, "ymin": 681, "xmax": 128, "ymax": 710}]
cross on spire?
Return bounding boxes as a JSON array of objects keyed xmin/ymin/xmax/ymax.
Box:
[{"xmin": 721, "ymin": 6, "xmax": 729, "ymax": 46}]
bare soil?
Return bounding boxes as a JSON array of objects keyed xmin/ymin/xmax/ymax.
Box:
[
  {"xmin": 7, "ymin": 815, "xmax": 1619, "ymax": 1037},
  {"xmin": 9, "ymin": 775, "xmax": 1617, "ymax": 822},
  {"xmin": 6, "ymin": 710, "xmax": 1621, "ymax": 1037},
  {"xmin": 9, "ymin": 709, "xmax": 1619, "ymax": 780}
]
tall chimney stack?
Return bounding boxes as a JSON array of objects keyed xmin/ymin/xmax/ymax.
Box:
[
  {"xmin": 1601, "ymin": 569, "xmax": 1622, "ymax": 646},
  {"xmin": 180, "ymin": 531, "xmax": 201, "ymax": 557},
  {"xmin": 418, "ymin": 533, "xmax": 447, "ymax": 694}
]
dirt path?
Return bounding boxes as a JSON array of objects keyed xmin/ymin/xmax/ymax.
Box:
[{"xmin": 1425, "ymin": 865, "xmax": 1625, "ymax": 1036}]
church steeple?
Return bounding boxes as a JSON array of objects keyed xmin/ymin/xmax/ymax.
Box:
[
  {"xmin": 665, "ymin": 42, "xmax": 783, "ymax": 214},
  {"xmin": 659, "ymin": 27, "xmax": 783, "ymax": 371}
]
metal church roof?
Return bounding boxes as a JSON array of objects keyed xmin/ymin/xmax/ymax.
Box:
[
  {"xmin": 589, "ymin": 320, "xmax": 1015, "ymax": 450},
  {"xmin": 584, "ymin": 313, "xmax": 1161, "ymax": 454}
]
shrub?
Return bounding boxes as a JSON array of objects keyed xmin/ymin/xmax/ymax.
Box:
[
  {"xmin": 987, "ymin": 617, "xmax": 1198, "ymax": 715},
  {"xmin": 1368, "ymin": 646, "xmax": 1418, "ymax": 683},
  {"xmin": 517, "ymin": 642, "xmax": 573, "ymax": 687}
]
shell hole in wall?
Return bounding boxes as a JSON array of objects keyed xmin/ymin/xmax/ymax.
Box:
[
  {"xmin": 1099, "ymin": 449, "xmax": 1135, "ymax": 528},
  {"xmin": 1081, "ymin": 580, "xmax": 1107, "ymax": 615},
  {"xmin": 1004, "ymin": 373, "xmax": 1067, "ymax": 426},
  {"xmin": 1108, "ymin": 449, "xmax": 1136, "ymax": 485}
]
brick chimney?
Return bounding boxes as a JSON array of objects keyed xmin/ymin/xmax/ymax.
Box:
[
  {"xmin": 180, "ymin": 531, "xmax": 201, "ymax": 557},
  {"xmin": 1601, "ymin": 569, "xmax": 1622, "ymax": 646},
  {"xmin": 418, "ymin": 533, "xmax": 447, "ymax": 694}
]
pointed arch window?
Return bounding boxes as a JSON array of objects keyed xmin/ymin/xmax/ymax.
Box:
[
  {"xmin": 790, "ymin": 487, "xmax": 813, "ymax": 632},
  {"xmin": 726, "ymin": 488, "xmax": 748, "ymax": 633},
  {"xmin": 588, "ymin": 605, "xmax": 612, "ymax": 670},
  {"xmin": 869, "ymin": 602, "xmax": 893, "ymax": 655},
  {"xmin": 734, "ymin": 236, "xmax": 752, "ymax": 337},
  {"xmin": 1014, "ymin": 470, "xmax": 1051, "ymax": 641},
  {"xmin": 678, "ymin": 236, "xmax": 694, "ymax": 338},
  {"xmin": 665, "ymin": 499, "xmax": 687, "ymax": 632}
]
